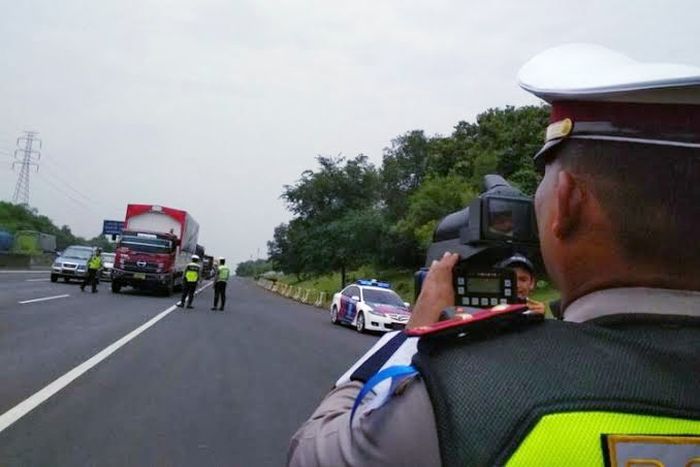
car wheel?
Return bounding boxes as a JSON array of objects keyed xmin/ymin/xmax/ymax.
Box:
[
  {"xmin": 330, "ymin": 306, "xmax": 339, "ymax": 325},
  {"xmin": 356, "ymin": 312, "xmax": 365, "ymax": 333},
  {"xmin": 50, "ymin": 274, "xmax": 58, "ymax": 283},
  {"xmin": 111, "ymin": 281, "xmax": 122, "ymax": 293}
]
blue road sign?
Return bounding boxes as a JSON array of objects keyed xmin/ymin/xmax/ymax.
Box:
[{"xmin": 103, "ymin": 220, "xmax": 124, "ymax": 236}]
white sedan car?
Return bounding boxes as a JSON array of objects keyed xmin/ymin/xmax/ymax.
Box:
[{"xmin": 330, "ymin": 280, "xmax": 411, "ymax": 333}]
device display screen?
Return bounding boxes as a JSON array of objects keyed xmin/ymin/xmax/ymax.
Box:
[
  {"xmin": 466, "ymin": 277, "xmax": 502, "ymax": 294},
  {"xmin": 484, "ymin": 198, "xmax": 536, "ymax": 242}
]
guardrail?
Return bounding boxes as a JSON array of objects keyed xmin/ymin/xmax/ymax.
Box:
[{"xmin": 257, "ymin": 278, "xmax": 331, "ymax": 310}]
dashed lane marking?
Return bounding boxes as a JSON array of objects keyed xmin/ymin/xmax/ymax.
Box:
[
  {"xmin": 0, "ymin": 281, "xmax": 213, "ymax": 434},
  {"xmin": 19, "ymin": 294, "xmax": 70, "ymax": 304}
]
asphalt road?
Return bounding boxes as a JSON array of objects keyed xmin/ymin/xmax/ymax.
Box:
[{"xmin": 0, "ymin": 272, "xmax": 378, "ymax": 466}]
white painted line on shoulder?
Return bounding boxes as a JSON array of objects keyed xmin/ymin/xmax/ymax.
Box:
[
  {"xmin": 0, "ymin": 281, "xmax": 213, "ymax": 434},
  {"xmin": 26, "ymin": 278, "xmax": 51, "ymax": 282},
  {"xmin": 19, "ymin": 294, "xmax": 70, "ymax": 304}
]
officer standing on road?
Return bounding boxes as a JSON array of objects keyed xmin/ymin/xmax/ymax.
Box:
[
  {"xmin": 211, "ymin": 257, "xmax": 230, "ymax": 311},
  {"xmin": 495, "ymin": 254, "xmax": 546, "ymax": 314},
  {"xmin": 288, "ymin": 44, "xmax": 700, "ymax": 466},
  {"xmin": 178, "ymin": 254, "xmax": 201, "ymax": 309},
  {"xmin": 81, "ymin": 247, "xmax": 103, "ymax": 293}
]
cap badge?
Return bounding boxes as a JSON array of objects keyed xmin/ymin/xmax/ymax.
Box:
[{"xmin": 545, "ymin": 118, "xmax": 573, "ymax": 142}]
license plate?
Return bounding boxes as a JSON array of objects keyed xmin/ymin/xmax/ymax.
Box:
[{"xmin": 134, "ymin": 273, "xmax": 146, "ymax": 280}]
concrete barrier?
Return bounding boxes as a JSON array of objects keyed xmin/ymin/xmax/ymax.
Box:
[
  {"xmin": 0, "ymin": 253, "xmax": 31, "ymax": 269},
  {"xmin": 255, "ymin": 279, "xmax": 331, "ymax": 310}
]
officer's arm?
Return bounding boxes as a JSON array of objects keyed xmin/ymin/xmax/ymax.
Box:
[
  {"xmin": 287, "ymin": 379, "xmax": 440, "ymax": 467},
  {"xmin": 288, "ymin": 253, "xmax": 455, "ymax": 466}
]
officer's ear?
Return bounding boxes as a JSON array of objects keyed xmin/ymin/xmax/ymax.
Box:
[{"xmin": 552, "ymin": 170, "xmax": 586, "ymax": 240}]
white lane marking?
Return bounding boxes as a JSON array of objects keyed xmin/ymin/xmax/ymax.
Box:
[
  {"xmin": 0, "ymin": 281, "xmax": 213, "ymax": 434},
  {"xmin": 26, "ymin": 278, "xmax": 51, "ymax": 282},
  {"xmin": 19, "ymin": 294, "xmax": 70, "ymax": 304}
]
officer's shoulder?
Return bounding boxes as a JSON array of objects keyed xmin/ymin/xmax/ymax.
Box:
[{"xmin": 407, "ymin": 304, "xmax": 547, "ymax": 344}]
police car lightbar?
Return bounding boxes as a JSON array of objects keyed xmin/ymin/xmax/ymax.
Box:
[{"xmin": 356, "ymin": 279, "xmax": 391, "ymax": 289}]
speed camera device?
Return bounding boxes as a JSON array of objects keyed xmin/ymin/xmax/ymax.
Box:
[{"xmin": 414, "ymin": 175, "xmax": 541, "ymax": 308}]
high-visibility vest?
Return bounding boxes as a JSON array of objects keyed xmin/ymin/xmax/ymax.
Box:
[
  {"xmin": 217, "ymin": 265, "xmax": 230, "ymax": 282},
  {"xmin": 184, "ymin": 263, "xmax": 200, "ymax": 282},
  {"xmin": 88, "ymin": 255, "xmax": 102, "ymax": 270},
  {"xmin": 412, "ymin": 316, "xmax": 700, "ymax": 466}
]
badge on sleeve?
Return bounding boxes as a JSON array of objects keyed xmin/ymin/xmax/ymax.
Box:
[{"xmin": 602, "ymin": 434, "xmax": 700, "ymax": 467}]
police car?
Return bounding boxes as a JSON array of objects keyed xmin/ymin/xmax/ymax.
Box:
[{"xmin": 330, "ymin": 279, "xmax": 411, "ymax": 333}]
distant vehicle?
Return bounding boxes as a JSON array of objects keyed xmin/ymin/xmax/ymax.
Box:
[
  {"xmin": 100, "ymin": 252, "xmax": 116, "ymax": 281},
  {"xmin": 13, "ymin": 230, "xmax": 56, "ymax": 253},
  {"xmin": 111, "ymin": 204, "xmax": 199, "ymax": 295},
  {"xmin": 330, "ymin": 279, "xmax": 411, "ymax": 333},
  {"xmin": 0, "ymin": 230, "xmax": 13, "ymax": 252},
  {"xmin": 51, "ymin": 245, "xmax": 94, "ymax": 283},
  {"xmin": 202, "ymin": 255, "xmax": 215, "ymax": 279}
]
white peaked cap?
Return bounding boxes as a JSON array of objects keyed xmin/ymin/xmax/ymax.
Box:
[
  {"xmin": 517, "ymin": 44, "xmax": 700, "ymax": 167},
  {"xmin": 518, "ymin": 43, "xmax": 700, "ymax": 104}
]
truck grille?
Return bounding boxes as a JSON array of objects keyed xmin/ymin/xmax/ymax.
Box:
[{"xmin": 123, "ymin": 261, "xmax": 159, "ymax": 273}]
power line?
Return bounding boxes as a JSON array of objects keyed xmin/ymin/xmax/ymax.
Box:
[
  {"xmin": 35, "ymin": 171, "xmax": 100, "ymax": 214},
  {"xmin": 12, "ymin": 131, "xmax": 41, "ymax": 205},
  {"xmin": 41, "ymin": 157, "xmax": 94, "ymax": 203}
]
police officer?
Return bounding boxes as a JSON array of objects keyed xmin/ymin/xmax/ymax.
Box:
[
  {"xmin": 178, "ymin": 254, "xmax": 201, "ymax": 309},
  {"xmin": 288, "ymin": 44, "xmax": 700, "ymax": 466},
  {"xmin": 81, "ymin": 247, "xmax": 103, "ymax": 293},
  {"xmin": 211, "ymin": 257, "xmax": 230, "ymax": 311},
  {"xmin": 495, "ymin": 254, "xmax": 546, "ymax": 314}
]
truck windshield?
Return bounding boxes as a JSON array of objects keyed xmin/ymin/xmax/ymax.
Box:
[{"xmin": 120, "ymin": 236, "xmax": 172, "ymax": 254}]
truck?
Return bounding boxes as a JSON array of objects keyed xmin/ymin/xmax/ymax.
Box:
[
  {"xmin": 111, "ymin": 204, "xmax": 199, "ymax": 295},
  {"xmin": 0, "ymin": 230, "xmax": 13, "ymax": 251},
  {"xmin": 13, "ymin": 230, "xmax": 57, "ymax": 253},
  {"xmin": 202, "ymin": 254, "xmax": 215, "ymax": 280}
]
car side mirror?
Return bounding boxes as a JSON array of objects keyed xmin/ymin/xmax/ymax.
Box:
[{"xmin": 351, "ymin": 295, "xmax": 360, "ymax": 302}]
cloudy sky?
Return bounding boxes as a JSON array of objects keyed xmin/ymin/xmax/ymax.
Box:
[{"xmin": 1, "ymin": 0, "xmax": 698, "ymax": 266}]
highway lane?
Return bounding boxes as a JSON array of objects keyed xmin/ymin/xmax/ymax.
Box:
[
  {"xmin": 0, "ymin": 273, "xmax": 177, "ymax": 415},
  {"xmin": 0, "ymin": 276, "xmax": 379, "ymax": 466}
]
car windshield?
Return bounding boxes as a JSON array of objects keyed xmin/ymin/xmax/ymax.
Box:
[
  {"xmin": 62, "ymin": 247, "xmax": 92, "ymax": 260},
  {"xmin": 101, "ymin": 253, "xmax": 116, "ymax": 262},
  {"xmin": 363, "ymin": 289, "xmax": 406, "ymax": 307},
  {"xmin": 120, "ymin": 236, "xmax": 172, "ymax": 254}
]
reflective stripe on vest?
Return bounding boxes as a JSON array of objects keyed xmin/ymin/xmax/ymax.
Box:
[
  {"xmin": 184, "ymin": 263, "xmax": 200, "ymax": 282},
  {"xmin": 507, "ymin": 411, "xmax": 700, "ymax": 466},
  {"xmin": 217, "ymin": 266, "xmax": 230, "ymax": 282}
]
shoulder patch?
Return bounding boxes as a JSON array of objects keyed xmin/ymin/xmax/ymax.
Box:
[{"xmin": 602, "ymin": 434, "xmax": 700, "ymax": 467}]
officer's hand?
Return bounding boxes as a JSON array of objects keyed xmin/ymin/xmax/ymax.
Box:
[
  {"xmin": 407, "ymin": 252, "xmax": 459, "ymax": 329},
  {"xmin": 526, "ymin": 298, "xmax": 546, "ymax": 314}
]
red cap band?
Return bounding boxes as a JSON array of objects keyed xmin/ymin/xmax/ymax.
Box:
[{"xmin": 550, "ymin": 101, "xmax": 700, "ymax": 143}]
